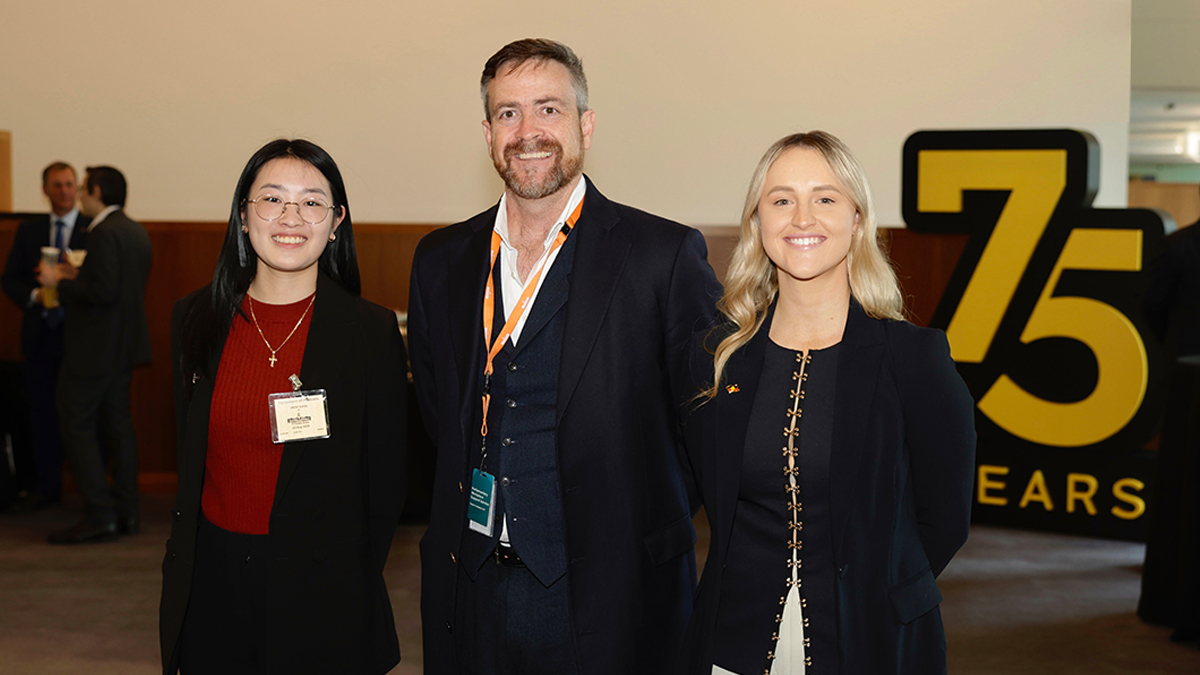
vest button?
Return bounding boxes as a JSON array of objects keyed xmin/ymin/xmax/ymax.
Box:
[
  {"xmin": 506, "ymin": 398, "xmax": 516, "ymax": 408},
  {"xmin": 508, "ymin": 362, "xmax": 518, "ymax": 371},
  {"xmin": 501, "ymin": 477, "xmax": 511, "ymax": 486},
  {"xmin": 501, "ymin": 437, "xmax": 513, "ymax": 447}
]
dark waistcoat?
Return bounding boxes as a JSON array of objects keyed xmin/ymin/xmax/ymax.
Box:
[{"xmin": 460, "ymin": 231, "xmax": 577, "ymax": 587}]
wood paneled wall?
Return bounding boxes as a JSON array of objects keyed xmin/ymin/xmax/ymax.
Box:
[
  {"xmin": 0, "ymin": 219, "xmax": 962, "ymax": 489},
  {"xmin": 0, "ymin": 133, "xmax": 10, "ymax": 212},
  {"xmin": 1129, "ymin": 179, "xmax": 1200, "ymax": 230}
]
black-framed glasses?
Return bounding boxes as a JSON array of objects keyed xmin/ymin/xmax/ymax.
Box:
[{"xmin": 247, "ymin": 195, "xmax": 336, "ymax": 225}]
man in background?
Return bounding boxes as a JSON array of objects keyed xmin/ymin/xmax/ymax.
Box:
[
  {"xmin": 1, "ymin": 162, "xmax": 91, "ymax": 512},
  {"xmin": 38, "ymin": 166, "xmax": 151, "ymax": 544},
  {"xmin": 1144, "ymin": 209, "xmax": 1200, "ymax": 362}
]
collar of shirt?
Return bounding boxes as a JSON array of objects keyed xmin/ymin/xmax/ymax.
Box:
[
  {"xmin": 48, "ymin": 209, "xmax": 80, "ymax": 243},
  {"xmin": 493, "ymin": 176, "xmax": 587, "ymax": 274},
  {"xmin": 489, "ymin": 175, "xmax": 586, "ymax": 345},
  {"xmin": 88, "ymin": 205, "xmax": 120, "ymax": 231}
]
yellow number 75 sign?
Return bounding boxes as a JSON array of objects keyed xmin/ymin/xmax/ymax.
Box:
[{"xmin": 902, "ymin": 130, "xmax": 1164, "ymax": 453}]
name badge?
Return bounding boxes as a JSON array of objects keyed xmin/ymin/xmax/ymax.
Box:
[
  {"xmin": 268, "ymin": 389, "xmax": 331, "ymax": 444},
  {"xmin": 467, "ymin": 468, "xmax": 496, "ymax": 536}
]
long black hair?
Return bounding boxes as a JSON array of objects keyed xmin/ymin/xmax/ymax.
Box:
[{"xmin": 179, "ymin": 139, "xmax": 360, "ymax": 380}]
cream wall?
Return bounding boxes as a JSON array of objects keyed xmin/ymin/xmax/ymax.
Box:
[{"xmin": 2, "ymin": 0, "xmax": 1130, "ymax": 226}]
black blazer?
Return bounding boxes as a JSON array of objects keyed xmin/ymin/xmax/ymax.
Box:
[
  {"xmin": 1143, "ymin": 221, "xmax": 1200, "ymax": 360},
  {"xmin": 1, "ymin": 214, "xmax": 90, "ymax": 355},
  {"xmin": 680, "ymin": 302, "xmax": 976, "ymax": 675},
  {"xmin": 159, "ymin": 275, "xmax": 408, "ymax": 674},
  {"xmin": 408, "ymin": 179, "xmax": 721, "ymax": 675},
  {"xmin": 56, "ymin": 210, "xmax": 152, "ymax": 376}
]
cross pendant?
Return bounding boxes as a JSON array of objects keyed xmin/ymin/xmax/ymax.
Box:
[{"xmin": 268, "ymin": 353, "xmax": 278, "ymax": 368}]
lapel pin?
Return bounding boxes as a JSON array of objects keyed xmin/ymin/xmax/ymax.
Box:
[{"xmin": 725, "ymin": 384, "xmax": 740, "ymax": 394}]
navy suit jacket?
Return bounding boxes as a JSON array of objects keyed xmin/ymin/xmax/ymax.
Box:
[
  {"xmin": 679, "ymin": 302, "xmax": 976, "ymax": 675},
  {"xmin": 408, "ymin": 179, "xmax": 722, "ymax": 675},
  {"xmin": 1, "ymin": 213, "xmax": 90, "ymax": 355}
]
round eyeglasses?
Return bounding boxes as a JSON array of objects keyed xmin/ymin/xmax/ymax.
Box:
[{"xmin": 247, "ymin": 195, "xmax": 336, "ymax": 225}]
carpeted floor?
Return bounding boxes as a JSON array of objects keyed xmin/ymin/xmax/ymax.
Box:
[{"xmin": 0, "ymin": 494, "xmax": 1196, "ymax": 674}]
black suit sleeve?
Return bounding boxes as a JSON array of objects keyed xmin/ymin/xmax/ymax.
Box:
[
  {"xmin": 170, "ymin": 300, "xmax": 190, "ymax": 484},
  {"xmin": 1142, "ymin": 234, "xmax": 1184, "ymax": 343},
  {"xmin": 894, "ymin": 326, "xmax": 976, "ymax": 577},
  {"xmin": 365, "ymin": 306, "xmax": 408, "ymax": 573},
  {"xmin": 58, "ymin": 224, "xmax": 121, "ymax": 307},
  {"xmin": 2, "ymin": 222, "xmax": 38, "ymax": 309},
  {"xmin": 665, "ymin": 228, "xmax": 722, "ymax": 516},
  {"xmin": 406, "ymin": 243, "xmax": 439, "ymax": 446}
]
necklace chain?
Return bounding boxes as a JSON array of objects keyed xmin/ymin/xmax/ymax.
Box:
[{"xmin": 247, "ymin": 294, "xmax": 316, "ymax": 368}]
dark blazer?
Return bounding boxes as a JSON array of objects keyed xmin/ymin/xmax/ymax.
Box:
[
  {"xmin": 56, "ymin": 210, "xmax": 152, "ymax": 376},
  {"xmin": 680, "ymin": 302, "xmax": 976, "ymax": 675},
  {"xmin": 159, "ymin": 275, "xmax": 408, "ymax": 674},
  {"xmin": 1143, "ymin": 221, "xmax": 1200, "ymax": 361},
  {"xmin": 1, "ymin": 213, "xmax": 90, "ymax": 355},
  {"xmin": 408, "ymin": 179, "xmax": 721, "ymax": 675}
]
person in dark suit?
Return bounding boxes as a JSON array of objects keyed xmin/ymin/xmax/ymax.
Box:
[
  {"xmin": 678, "ymin": 132, "xmax": 976, "ymax": 675},
  {"xmin": 408, "ymin": 39, "xmax": 720, "ymax": 675},
  {"xmin": 1, "ymin": 162, "xmax": 90, "ymax": 511},
  {"xmin": 39, "ymin": 166, "xmax": 152, "ymax": 544},
  {"xmin": 159, "ymin": 139, "xmax": 407, "ymax": 674},
  {"xmin": 1143, "ymin": 214, "xmax": 1200, "ymax": 362}
]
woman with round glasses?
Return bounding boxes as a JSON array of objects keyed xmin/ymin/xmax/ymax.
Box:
[
  {"xmin": 159, "ymin": 139, "xmax": 407, "ymax": 674},
  {"xmin": 679, "ymin": 131, "xmax": 975, "ymax": 674}
]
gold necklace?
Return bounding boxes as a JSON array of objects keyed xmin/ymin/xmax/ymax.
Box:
[{"xmin": 247, "ymin": 293, "xmax": 316, "ymax": 368}]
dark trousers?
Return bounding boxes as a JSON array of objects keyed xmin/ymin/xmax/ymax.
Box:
[
  {"xmin": 178, "ymin": 517, "xmax": 269, "ymax": 674},
  {"xmin": 25, "ymin": 325, "xmax": 66, "ymax": 498},
  {"xmin": 0, "ymin": 360, "xmax": 33, "ymax": 503},
  {"xmin": 454, "ymin": 547, "xmax": 579, "ymax": 675},
  {"xmin": 56, "ymin": 367, "xmax": 138, "ymax": 523}
]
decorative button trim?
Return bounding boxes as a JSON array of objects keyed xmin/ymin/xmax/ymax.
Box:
[{"xmin": 763, "ymin": 348, "xmax": 815, "ymax": 673}]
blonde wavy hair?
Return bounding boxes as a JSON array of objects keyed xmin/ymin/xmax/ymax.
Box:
[{"xmin": 703, "ymin": 131, "xmax": 904, "ymax": 399}]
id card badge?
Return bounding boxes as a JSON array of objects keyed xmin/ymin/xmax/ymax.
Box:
[
  {"xmin": 268, "ymin": 389, "xmax": 331, "ymax": 444},
  {"xmin": 467, "ymin": 468, "xmax": 496, "ymax": 536}
]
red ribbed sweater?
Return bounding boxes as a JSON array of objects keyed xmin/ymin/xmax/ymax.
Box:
[{"xmin": 202, "ymin": 293, "xmax": 314, "ymax": 534}]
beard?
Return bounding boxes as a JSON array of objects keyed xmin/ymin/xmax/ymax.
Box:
[{"xmin": 494, "ymin": 137, "xmax": 584, "ymax": 200}]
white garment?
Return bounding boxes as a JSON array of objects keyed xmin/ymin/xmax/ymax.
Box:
[{"xmin": 711, "ymin": 585, "xmax": 807, "ymax": 675}]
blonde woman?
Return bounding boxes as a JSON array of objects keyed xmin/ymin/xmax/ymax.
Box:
[{"xmin": 680, "ymin": 132, "xmax": 975, "ymax": 675}]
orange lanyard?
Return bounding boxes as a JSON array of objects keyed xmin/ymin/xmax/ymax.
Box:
[{"xmin": 479, "ymin": 199, "xmax": 584, "ymax": 456}]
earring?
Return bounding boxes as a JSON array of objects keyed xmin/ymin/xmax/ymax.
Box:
[
  {"xmin": 241, "ymin": 225, "xmax": 248, "ymax": 233},
  {"xmin": 328, "ymin": 233, "xmax": 336, "ymax": 242}
]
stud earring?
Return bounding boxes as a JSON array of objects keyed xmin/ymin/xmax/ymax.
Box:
[{"xmin": 329, "ymin": 233, "xmax": 336, "ymax": 242}]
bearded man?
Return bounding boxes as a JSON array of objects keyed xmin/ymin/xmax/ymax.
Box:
[{"xmin": 408, "ymin": 38, "xmax": 721, "ymax": 675}]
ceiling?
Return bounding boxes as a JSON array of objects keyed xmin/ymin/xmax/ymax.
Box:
[{"xmin": 1130, "ymin": 90, "xmax": 1200, "ymax": 164}]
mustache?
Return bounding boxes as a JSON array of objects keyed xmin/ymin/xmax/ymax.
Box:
[{"xmin": 504, "ymin": 138, "xmax": 562, "ymax": 160}]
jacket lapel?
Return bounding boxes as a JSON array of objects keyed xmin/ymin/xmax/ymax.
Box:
[
  {"xmin": 273, "ymin": 274, "xmax": 351, "ymax": 512},
  {"xmin": 711, "ymin": 318, "xmax": 769, "ymax": 561},
  {"xmin": 829, "ymin": 302, "xmax": 885, "ymax": 560},
  {"xmin": 510, "ymin": 231, "xmax": 575, "ymax": 354},
  {"xmin": 557, "ymin": 180, "xmax": 631, "ymax": 419},
  {"xmin": 448, "ymin": 212, "xmax": 495, "ymax": 432}
]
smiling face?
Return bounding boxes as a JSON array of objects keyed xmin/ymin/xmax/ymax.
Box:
[
  {"xmin": 43, "ymin": 168, "xmax": 78, "ymax": 216},
  {"xmin": 483, "ymin": 59, "xmax": 594, "ymax": 201},
  {"xmin": 758, "ymin": 146, "xmax": 860, "ymax": 292},
  {"xmin": 242, "ymin": 157, "xmax": 344, "ymax": 285}
]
